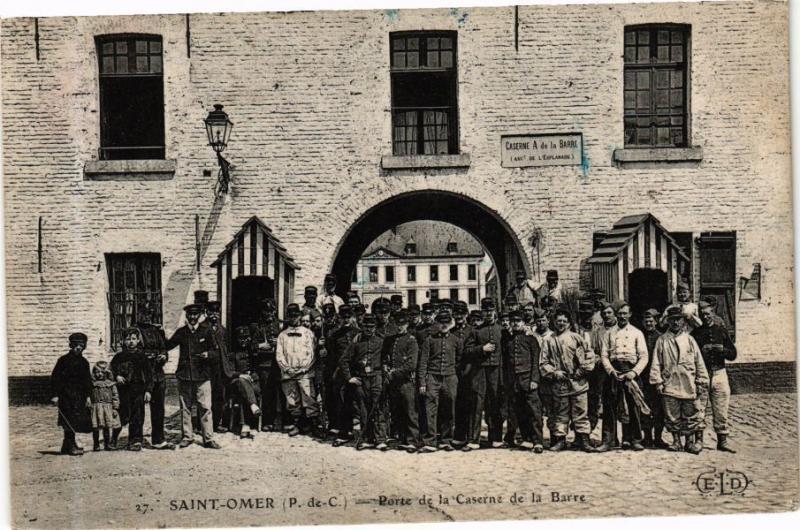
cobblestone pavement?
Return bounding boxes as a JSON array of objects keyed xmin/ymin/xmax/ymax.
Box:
[{"xmin": 9, "ymin": 393, "xmax": 800, "ymax": 529}]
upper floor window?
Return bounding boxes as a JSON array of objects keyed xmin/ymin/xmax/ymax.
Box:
[
  {"xmin": 404, "ymin": 242, "xmax": 417, "ymax": 255},
  {"xmin": 447, "ymin": 241, "xmax": 458, "ymax": 253},
  {"xmin": 449, "ymin": 264, "xmax": 459, "ymax": 281},
  {"xmin": 624, "ymin": 25, "xmax": 689, "ymax": 147},
  {"xmin": 97, "ymin": 34, "xmax": 165, "ymax": 160},
  {"xmin": 407, "ymin": 265, "xmax": 416, "ymax": 282},
  {"xmin": 369, "ymin": 266, "xmax": 379, "ymax": 283},
  {"xmin": 390, "ymin": 31, "xmax": 458, "ymax": 155},
  {"xmin": 385, "ymin": 266, "xmax": 395, "ymax": 283},
  {"xmin": 430, "ymin": 265, "xmax": 439, "ymax": 282},
  {"xmin": 468, "ymin": 264, "xmax": 477, "ymax": 281}
]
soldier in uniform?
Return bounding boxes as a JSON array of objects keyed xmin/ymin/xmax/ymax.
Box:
[
  {"xmin": 503, "ymin": 310, "xmax": 544, "ymax": 452},
  {"xmin": 329, "ymin": 305, "xmax": 360, "ymax": 443},
  {"xmin": 301, "ymin": 286, "xmax": 318, "ymax": 314},
  {"xmin": 203, "ymin": 301, "xmax": 235, "ymax": 433},
  {"xmin": 228, "ymin": 326, "xmax": 262, "ymax": 439},
  {"xmin": 450, "ymin": 301, "xmax": 473, "ymax": 448},
  {"xmin": 166, "ymin": 304, "xmax": 220, "ymax": 449},
  {"xmin": 135, "ymin": 301, "xmax": 173, "ymax": 449},
  {"xmin": 409, "ymin": 304, "xmax": 422, "ymax": 329},
  {"xmin": 464, "ymin": 297, "xmax": 504, "ymax": 449},
  {"xmin": 317, "ymin": 273, "xmax": 345, "ymax": 312},
  {"xmin": 383, "ymin": 310, "xmax": 421, "ymax": 452},
  {"xmin": 340, "ymin": 314, "xmax": 388, "ymax": 450},
  {"xmin": 640, "ymin": 308, "xmax": 667, "ymax": 448},
  {"xmin": 51, "ymin": 333, "xmax": 93, "ymax": 456},
  {"xmin": 419, "ymin": 311, "xmax": 462, "ymax": 452},
  {"xmin": 467, "ymin": 309, "xmax": 483, "ymax": 328},
  {"xmin": 419, "ymin": 302, "xmax": 435, "ymax": 330},
  {"xmin": 345, "ymin": 290, "xmax": 361, "ymax": 308},
  {"xmin": 536, "ymin": 270, "xmax": 563, "ymax": 305},
  {"xmin": 390, "ymin": 294, "xmax": 404, "ymax": 314},
  {"xmin": 504, "ymin": 293, "xmax": 520, "ymax": 315},
  {"xmin": 373, "ymin": 297, "xmax": 398, "ymax": 338},
  {"xmin": 249, "ymin": 298, "xmax": 283, "ymax": 432},
  {"xmin": 354, "ymin": 303, "xmax": 367, "ymax": 328}
]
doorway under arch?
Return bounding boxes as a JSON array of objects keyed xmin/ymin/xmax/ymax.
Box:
[{"xmin": 329, "ymin": 191, "xmax": 530, "ymax": 298}]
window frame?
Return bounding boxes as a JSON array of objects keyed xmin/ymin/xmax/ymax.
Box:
[
  {"xmin": 96, "ymin": 34, "xmax": 165, "ymax": 161},
  {"xmin": 430, "ymin": 264, "xmax": 439, "ymax": 282},
  {"xmin": 449, "ymin": 288, "xmax": 459, "ymax": 301},
  {"xmin": 407, "ymin": 265, "xmax": 416, "ymax": 282},
  {"xmin": 385, "ymin": 265, "xmax": 395, "ymax": 283},
  {"xmin": 390, "ymin": 30, "xmax": 460, "ymax": 156},
  {"xmin": 468, "ymin": 287, "xmax": 477, "ymax": 305},
  {"xmin": 106, "ymin": 252, "xmax": 163, "ymax": 352},
  {"xmin": 623, "ymin": 24, "xmax": 691, "ymax": 148},
  {"xmin": 369, "ymin": 266, "xmax": 379, "ymax": 283},
  {"xmin": 449, "ymin": 264, "xmax": 459, "ymax": 281},
  {"xmin": 468, "ymin": 264, "xmax": 477, "ymax": 281}
]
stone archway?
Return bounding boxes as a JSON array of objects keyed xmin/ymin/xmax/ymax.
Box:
[{"xmin": 329, "ymin": 190, "xmax": 530, "ymax": 297}]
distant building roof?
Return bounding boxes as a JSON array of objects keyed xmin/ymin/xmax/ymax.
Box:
[{"xmin": 363, "ymin": 221, "xmax": 485, "ymax": 258}]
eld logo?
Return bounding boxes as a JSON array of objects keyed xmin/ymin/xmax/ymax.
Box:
[{"xmin": 695, "ymin": 468, "xmax": 751, "ymax": 496}]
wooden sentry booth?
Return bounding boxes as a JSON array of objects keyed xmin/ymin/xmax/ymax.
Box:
[
  {"xmin": 588, "ymin": 213, "xmax": 690, "ymax": 316},
  {"xmin": 210, "ymin": 216, "xmax": 299, "ymax": 330}
]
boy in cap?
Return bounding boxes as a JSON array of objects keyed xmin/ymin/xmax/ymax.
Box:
[
  {"xmin": 317, "ymin": 273, "xmax": 345, "ymax": 312},
  {"xmin": 691, "ymin": 301, "xmax": 737, "ymax": 452},
  {"xmin": 276, "ymin": 304, "xmax": 321, "ymax": 437},
  {"xmin": 419, "ymin": 310, "xmax": 462, "ymax": 452},
  {"xmin": 539, "ymin": 309, "xmax": 595, "ymax": 452},
  {"xmin": 384, "ymin": 310, "xmax": 421, "ymax": 451},
  {"xmin": 650, "ymin": 306, "xmax": 709, "ymax": 454},
  {"xmin": 51, "ymin": 333, "xmax": 93, "ymax": 455},
  {"xmin": 503, "ymin": 310, "xmax": 544, "ymax": 452},
  {"xmin": 167, "ymin": 303, "xmax": 220, "ymax": 449},
  {"xmin": 340, "ymin": 314, "xmax": 388, "ymax": 450}
]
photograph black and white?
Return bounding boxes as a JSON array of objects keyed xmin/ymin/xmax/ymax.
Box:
[{"xmin": 1, "ymin": 0, "xmax": 798, "ymax": 528}]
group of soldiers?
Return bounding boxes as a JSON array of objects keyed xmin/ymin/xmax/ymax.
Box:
[{"xmin": 52, "ymin": 270, "xmax": 737, "ymax": 456}]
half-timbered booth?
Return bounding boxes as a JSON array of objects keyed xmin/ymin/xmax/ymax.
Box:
[
  {"xmin": 210, "ymin": 216, "xmax": 298, "ymax": 331},
  {"xmin": 588, "ymin": 213, "xmax": 690, "ymax": 317}
]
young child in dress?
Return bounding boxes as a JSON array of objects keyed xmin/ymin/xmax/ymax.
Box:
[{"xmin": 90, "ymin": 361, "xmax": 121, "ymax": 451}]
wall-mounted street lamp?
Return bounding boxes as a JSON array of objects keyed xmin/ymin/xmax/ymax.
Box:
[{"xmin": 204, "ymin": 104, "xmax": 234, "ymax": 195}]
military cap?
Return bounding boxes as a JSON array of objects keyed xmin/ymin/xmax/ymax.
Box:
[
  {"xmin": 183, "ymin": 303, "xmax": 204, "ymax": 313},
  {"xmin": 338, "ymin": 304, "xmax": 354, "ymax": 318},
  {"xmin": 578, "ymin": 300, "xmax": 594, "ymax": 314},
  {"xmin": 372, "ymin": 297, "xmax": 391, "ymax": 313},
  {"xmin": 69, "ymin": 332, "xmax": 88, "ymax": 344},
  {"xmin": 643, "ymin": 308, "xmax": 660, "ymax": 319},
  {"xmin": 324, "ymin": 273, "xmax": 337, "ymax": 283},
  {"xmin": 499, "ymin": 311, "xmax": 510, "ymax": 319},
  {"xmin": 698, "ymin": 300, "xmax": 712, "ymax": 311},
  {"xmin": 599, "ymin": 300, "xmax": 614, "ymax": 311},
  {"xmin": 285, "ymin": 303, "xmax": 302, "ymax": 318},
  {"xmin": 438, "ymin": 299, "xmax": 454, "ymax": 311},
  {"xmin": 480, "ymin": 297, "xmax": 496, "ymax": 310},
  {"xmin": 435, "ymin": 310, "xmax": 452, "ymax": 323},
  {"xmin": 700, "ymin": 295, "xmax": 718, "ymax": 307},
  {"xmin": 546, "ymin": 270, "xmax": 559, "ymax": 280},
  {"xmin": 509, "ymin": 310, "xmax": 524, "ymax": 320},
  {"xmin": 304, "ymin": 285, "xmax": 318, "ymax": 295},
  {"xmin": 390, "ymin": 294, "xmax": 403, "ymax": 304},
  {"xmin": 612, "ymin": 300, "xmax": 630, "ymax": 312},
  {"xmin": 235, "ymin": 325, "xmax": 250, "ymax": 339},
  {"xmin": 421, "ymin": 303, "xmax": 434, "ymax": 314},
  {"xmin": 533, "ymin": 308, "xmax": 548, "ymax": 319},
  {"xmin": 408, "ymin": 304, "xmax": 421, "ymax": 315},
  {"xmin": 362, "ymin": 314, "xmax": 377, "ymax": 325},
  {"xmin": 393, "ymin": 310, "xmax": 409, "ymax": 325},
  {"xmin": 665, "ymin": 306, "xmax": 684, "ymax": 319},
  {"xmin": 676, "ymin": 279, "xmax": 690, "ymax": 290},
  {"xmin": 354, "ymin": 304, "xmax": 367, "ymax": 315},
  {"xmin": 206, "ymin": 301, "xmax": 222, "ymax": 312},
  {"xmin": 193, "ymin": 290, "xmax": 209, "ymax": 306},
  {"xmin": 321, "ymin": 303, "xmax": 336, "ymax": 318},
  {"xmin": 468, "ymin": 309, "xmax": 483, "ymax": 320},
  {"xmin": 453, "ymin": 300, "xmax": 469, "ymax": 315}
]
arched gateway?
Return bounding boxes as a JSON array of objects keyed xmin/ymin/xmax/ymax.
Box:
[{"xmin": 329, "ymin": 191, "xmax": 531, "ymax": 298}]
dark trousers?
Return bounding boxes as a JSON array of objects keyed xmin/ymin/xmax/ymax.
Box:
[
  {"xmin": 128, "ymin": 384, "xmax": 146, "ymax": 445},
  {"xmin": 453, "ymin": 368, "xmax": 473, "ymax": 443},
  {"xmin": 508, "ymin": 387, "xmax": 544, "ymax": 444},
  {"xmin": 337, "ymin": 384, "xmax": 356, "ymax": 437},
  {"xmin": 641, "ymin": 381, "xmax": 665, "ymax": 441},
  {"xmin": 539, "ymin": 384, "xmax": 557, "ymax": 441},
  {"xmin": 588, "ymin": 365, "xmax": 607, "ymax": 432},
  {"xmin": 423, "ymin": 373, "xmax": 458, "ymax": 447},
  {"xmin": 210, "ymin": 367, "xmax": 227, "ymax": 429},
  {"xmin": 468, "ymin": 365, "xmax": 502, "ymax": 444},
  {"xmin": 323, "ymin": 368, "xmax": 343, "ymax": 432},
  {"xmin": 258, "ymin": 364, "xmax": 285, "ymax": 428},
  {"xmin": 149, "ymin": 379, "xmax": 166, "ymax": 445},
  {"xmin": 389, "ymin": 378, "xmax": 420, "ymax": 446},
  {"xmin": 230, "ymin": 378, "xmax": 261, "ymax": 429},
  {"xmin": 354, "ymin": 376, "xmax": 386, "ymax": 444},
  {"xmin": 601, "ymin": 364, "xmax": 643, "ymax": 444}
]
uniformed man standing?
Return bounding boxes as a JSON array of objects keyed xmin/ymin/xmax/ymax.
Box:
[
  {"xmin": 507, "ymin": 270, "xmax": 538, "ymax": 306},
  {"xmin": 340, "ymin": 314, "xmax": 388, "ymax": 450},
  {"xmin": 503, "ymin": 311, "xmax": 544, "ymax": 452},
  {"xmin": 135, "ymin": 302, "xmax": 173, "ymax": 449},
  {"xmin": 373, "ymin": 298, "xmax": 398, "ymax": 338},
  {"xmin": 640, "ymin": 308, "xmax": 667, "ymax": 448},
  {"xmin": 529, "ymin": 308, "xmax": 555, "ymax": 442},
  {"xmin": 419, "ymin": 311, "xmax": 462, "ymax": 452},
  {"xmin": 301, "ymin": 286, "xmax": 319, "ymax": 314},
  {"xmin": 328, "ymin": 305, "xmax": 359, "ymax": 442},
  {"xmin": 384, "ymin": 310, "xmax": 421, "ymax": 452},
  {"xmin": 317, "ymin": 273, "xmax": 345, "ymax": 312},
  {"xmin": 250, "ymin": 298, "xmax": 283, "ymax": 432},
  {"xmin": 536, "ymin": 270, "xmax": 563, "ymax": 305},
  {"xmin": 204, "ymin": 301, "xmax": 235, "ymax": 433},
  {"xmin": 166, "ymin": 304, "xmax": 220, "ymax": 449},
  {"xmin": 450, "ymin": 301, "xmax": 473, "ymax": 448},
  {"xmin": 464, "ymin": 297, "xmax": 504, "ymax": 450}
]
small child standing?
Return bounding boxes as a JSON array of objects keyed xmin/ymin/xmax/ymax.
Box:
[{"xmin": 91, "ymin": 361, "xmax": 121, "ymax": 451}]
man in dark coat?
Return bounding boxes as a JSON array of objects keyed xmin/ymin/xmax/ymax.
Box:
[
  {"xmin": 450, "ymin": 301, "xmax": 474, "ymax": 448},
  {"xmin": 383, "ymin": 310, "xmax": 420, "ymax": 452},
  {"xmin": 111, "ymin": 328, "xmax": 154, "ymax": 451},
  {"xmin": 51, "ymin": 333, "xmax": 93, "ymax": 455},
  {"xmin": 641, "ymin": 308, "xmax": 667, "ymax": 448},
  {"xmin": 328, "ymin": 305, "xmax": 359, "ymax": 443},
  {"xmin": 203, "ymin": 301, "xmax": 235, "ymax": 433},
  {"xmin": 166, "ymin": 303, "xmax": 220, "ymax": 449},
  {"xmin": 503, "ymin": 311, "xmax": 544, "ymax": 452},
  {"xmin": 228, "ymin": 326, "xmax": 262, "ymax": 439},
  {"xmin": 249, "ymin": 298, "xmax": 284, "ymax": 432},
  {"xmin": 136, "ymin": 301, "xmax": 173, "ymax": 449}
]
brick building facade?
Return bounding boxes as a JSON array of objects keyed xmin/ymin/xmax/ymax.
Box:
[{"xmin": 2, "ymin": 2, "xmax": 793, "ymax": 389}]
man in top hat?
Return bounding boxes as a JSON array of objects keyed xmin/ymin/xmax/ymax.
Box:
[
  {"xmin": 202, "ymin": 301, "xmax": 236, "ymax": 434},
  {"xmin": 340, "ymin": 314, "xmax": 388, "ymax": 450},
  {"xmin": 650, "ymin": 306, "xmax": 709, "ymax": 454},
  {"xmin": 51, "ymin": 332, "xmax": 93, "ymax": 455},
  {"xmin": 596, "ymin": 302, "xmax": 649, "ymax": 452},
  {"xmin": 419, "ymin": 310, "xmax": 462, "ymax": 452},
  {"xmin": 249, "ymin": 297, "xmax": 284, "ymax": 432},
  {"xmin": 536, "ymin": 270, "xmax": 563, "ymax": 305},
  {"xmin": 463, "ymin": 297, "xmax": 504, "ymax": 449},
  {"xmin": 317, "ymin": 273, "xmax": 345, "ymax": 313},
  {"xmin": 640, "ymin": 308, "xmax": 667, "ymax": 448},
  {"xmin": 301, "ymin": 286, "xmax": 319, "ymax": 315},
  {"xmin": 660, "ymin": 280, "xmax": 702, "ymax": 330},
  {"xmin": 503, "ymin": 310, "xmax": 544, "ymax": 452},
  {"xmin": 166, "ymin": 303, "xmax": 220, "ymax": 449},
  {"xmin": 691, "ymin": 300, "xmax": 738, "ymax": 453},
  {"xmin": 276, "ymin": 304, "xmax": 321, "ymax": 437},
  {"xmin": 507, "ymin": 270, "xmax": 538, "ymax": 306},
  {"xmin": 135, "ymin": 301, "xmax": 173, "ymax": 449},
  {"xmin": 383, "ymin": 310, "xmax": 421, "ymax": 452}
]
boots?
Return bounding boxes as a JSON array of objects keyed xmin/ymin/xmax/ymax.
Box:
[
  {"xmin": 549, "ymin": 437, "xmax": 566, "ymax": 452},
  {"xmin": 577, "ymin": 433, "xmax": 593, "ymax": 453},
  {"xmin": 717, "ymin": 434, "xmax": 736, "ymax": 453},
  {"xmin": 92, "ymin": 430, "xmax": 101, "ymax": 451},
  {"xmin": 686, "ymin": 431, "xmax": 703, "ymax": 455},
  {"xmin": 667, "ymin": 432, "xmax": 682, "ymax": 452}
]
